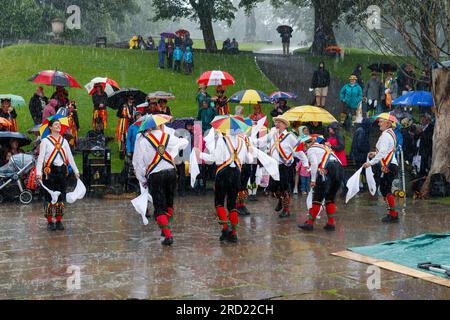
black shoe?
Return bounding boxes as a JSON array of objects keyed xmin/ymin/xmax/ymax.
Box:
[
  {"xmin": 227, "ymin": 233, "xmax": 238, "ymax": 243},
  {"xmin": 279, "ymin": 210, "xmax": 290, "ymax": 218},
  {"xmin": 274, "ymin": 200, "xmax": 282, "ymax": 212},
  {"xmin": 219, "ymin": 229, "xmax": 231, "ymax": 241},
  {"xmin": 381, "ymin": 214, "xmax": 399, "ymax": 223},
  {"xmin": 323, "ymin": 224, "xmax": 336, "ymax": 231},
  {"xmin": 55, "ymin": 221, "xmax": 65, "ymax": 231},
  {"xmin": 47, "ymin": 222, "xmax": 56, "ymax": 231},
  {"xmin": 161, "ymin": 237, "xmax": 173, "ymax": 246},
  {"xmin": 240, "ymin": 206, "xmax": 251, "ymax": 216},
  {"xmin": 298, "ymin": 222, "xmax": 313, "ymax": 231},
  {"xmin": 249, "ymin": 195, "xmax": 258, "ymax": 202}
]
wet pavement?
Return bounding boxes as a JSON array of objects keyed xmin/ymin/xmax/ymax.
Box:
[{"xmin": 0, "ymin": 192, "xmax": 449, "ymax": 300}]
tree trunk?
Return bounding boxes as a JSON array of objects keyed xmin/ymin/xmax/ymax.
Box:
[
  {"xmin": 310, "ymin": 0, "xmax": 338, "ymax": 55},
  {"xmin": 244, "ymin": 9, "xmax": 256, "ymax": 42},
  {"xmin": 198, "ymin": 13, "xmax": 217, "ymax": 53},
  {"xmin": 421, "ymin": 67, "xmax": 450, "ymax": 196}
]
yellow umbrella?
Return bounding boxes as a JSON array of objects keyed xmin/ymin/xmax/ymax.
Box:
[{"xmin": 282, "ymin": 105, "xmax": 337, "ymax": 123}]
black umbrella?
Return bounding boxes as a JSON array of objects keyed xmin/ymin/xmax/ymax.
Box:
[
  {"xmin": 368, "ymin": 63, "xmax": 398, "ymax": 73},
  {"xmin": 277, "ymin": 25, "xmax": 293, "ymax": 34},
  {"xmin": 106, "ymin": 88, "xmax": 147, "ymax": 110},
  {"xmin": 0, "ymin": 132, "xmax": 32, "ymax": 148}
]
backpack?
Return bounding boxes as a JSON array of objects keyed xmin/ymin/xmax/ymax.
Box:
[{"xmin": 429, "ymin": 174, "xmax": 447, "ymax": 197}]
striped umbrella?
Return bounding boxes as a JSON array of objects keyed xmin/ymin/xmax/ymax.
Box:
[
  {"xmin": 29, "ymin": 70, "xmax": 81, "ymax": 88},
  {"xmin": 148, "ymin": 91, "xmax": 176, "ymax": 100},
  {"xmin": 197, "ymin": 70, "xmax": 235, "ymax": 86},
  {"xmin": 85, "ymin": 77, "xmax": 120, "ymax": 96},
  {"xmin": 39, "ymin": 114, "xmax": 70, "ymax": 138},
  {"xmin": 138, "ymin": 114, "xmax": 172, "ymax": 132},
  {"xmin": 269, "ymin": 91, "xmax": 298, "ymax": 101},
  {"xmin": 228, "ymin": 89, "xmax": 271, "ymax": 105},
  {"xmin": 210, "ymin": 115, "xmax": 249, "ymax": 135}
]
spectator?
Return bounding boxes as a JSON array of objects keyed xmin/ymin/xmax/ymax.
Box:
[
  {"xmin": 339, "ymin": 75, "xmax": 363, "ymax": 130},
  {"xmin": 197, "ymin": 100, "xmax": 216, "ymax": 133},
  {"xmin": 173, "ymin": 46, "xmax": 183, "ymax": 72},
  {"xmin": 157, "ymin": 99, "xmax": 172, "ymax": 116},
  {"xmin": 310, "ymin": 61, "xmax": 330, "ymax": 108},
  {"xmin": 249, "ymin": 104, "xmax": 267, "ymax": 126},
  {"xmin": 29, "ymin": 86, "xmax": 48, "ymax": 125},
  {"xmin": 222, "ymin": 38, "xmax": 231, "ymax": 53},
  {"xmin": 325, "ymin": 122, "xmax": 347, "ymax": 167},
  {"xmin": 166, "ymin": 38, "xmax": 174, "ymax": 69},
  {"xmin": 352, "ymin": 64, "xmax": 364, "ymax": 88},
  {"xmin": 400, "ymin": 118, "xmax": 416, "ymax": 165},
  {"xmin": 416, "ymin": 70, "xmax": 431, "ymax": 91},
  {"xmin": 183, "ymin": 34, "xmax": 193, "ymax": 52},
  {"xmin": 417, "ymin": 113, "xmax": 434, "ymax": 177},
  {"xmin": 383, "ymin": 72, "xmax": 398, "ymax": 110},
  {"xmin": 293, "ymin": 125, "xmax": 310, "ymax": 195},
  {"xmin": 174, "ymin": 35, "xmax": 182, "ymax": 48},
  {"xmin": 231, "ymin": 38, "xmax": 239, "ymax": 54},
  {"xmin": 50, "ymin": 86, "xmax": 69, "ymax": 112},
  {"xmin": 235, "ymin": 105, "xmax": 244, "ymax": 117},
  {"xmin": 196, "ymin": 84, "xmax": 211, "ymax": 110},
  {"xmin": 158, "ymin": 36, "xmax": 166, "ymax": 69},
  {"xmin": 308, "ymin": 121, "xmax": 325, "ymax": 136},
  {"xmin": 137, "ymin": 35, "xmax": 145, "ymax": 49},
  {"xmin": 270, "ymin": 98, "xmax": 290, "ymax": 117},
  {"xmin": 363, "ymin": 72, "xmax": 384, "ymax": 115},
  {"xmin": 212, "ymin": 85, "xmax": 230, "ymax": 115},
  {"xmin": 0, "ymin": 98, "xmax": 17, "ymax": 132},
  {"xmin": 397, "ymin": 63, "xmax": 416, "ymax": 95},
  {"xmin": 350, "ymin": 118, "xmax": 371, "ymax": 168},
  {"xmin": 91, "ymin": 84, "xmax": 108, "ymax": 130},
  {"xmin": 147, "ymin": 98, "xmax": 159, "ymax": 114},
  {"xmin": 145, "ymin": 36, "xmax": 155, "ymax": 50},
  {"xmin": 183, "ymin": 47, "xmax": 193, "ymax": 74},
  {"xmin": 280, "ymin": 28, "xmax": 292, "ymax": 56},
  {"xmin": 129, "ymin": 36, "xmax": 139, "ymax": 49},
  {"xmin": 3, "ymin": 139, "xmax": 24, "ymax": 165},
  {"xmin": 126, "ymin": 110, "xmax": 143, "ymax": 157},
  {"xmin": 42, "ymin": 99, "xmax": 58, "ymax": 122}
]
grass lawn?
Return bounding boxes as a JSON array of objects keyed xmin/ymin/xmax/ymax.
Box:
[
  {"xmin": 0, "ymin": 44, "xmax": 276, "ymax": 172},
  {"xmin": 192, "ymin": 39, "xmax": 275, "ymax": 52}
]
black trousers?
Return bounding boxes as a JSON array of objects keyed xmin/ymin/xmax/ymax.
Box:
[
  {"xmin": 312, "ymin": 161, "xmax": 344, "ymax": 203},
  {"xmin": 249, "ymin": 164, "xmax": 258, "ymax": 185},
  {"xmin": 44, "ymin": 165, "xmax": 67, "ymax": 203},
  {"xmin": 147, "ymin": 169, "xmax": 177, "ymax": 217},
  {"xmin": 215, "ymin": 166, "xmax": 240, "ymax": 212},
  {"xmin": 267, "ymin": 164, "xmax": 291, "ymax": 193},
  {"xmin": 379, "ymin": 163, "xmax": 398, "ymax": 197},
  {"xmin": 240, "ymin": 164, "xmax": 251, "ymax": 191}
]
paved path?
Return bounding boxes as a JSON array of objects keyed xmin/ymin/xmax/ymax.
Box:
[{"xmin": 0, "ymin": 193, "xmax": 449, "ymax": 299}]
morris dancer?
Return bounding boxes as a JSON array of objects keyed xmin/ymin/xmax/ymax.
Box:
[
  {"xmin": 92, "ymin": 84, "xmax": 108, "ymax": 130},
  {"xmin": 298, "ymin": 136, "xmax": 343, "ymax": 231},
  {"xmin": 197, "ymin": 123, "xmax": 253, "ymax": 242},
  {"xmin": 363, "ymin": 114, "xmax": 399, "ymax": 223},
  {"xmin": 36, "ymin": 118, "xmax": 80, "ymax": 231},
  {"xmin": 133, "ymin": 116, "xmax": 188, "ymax": 246}
]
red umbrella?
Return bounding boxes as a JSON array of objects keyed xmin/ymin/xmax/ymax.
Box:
[
  {"xmin": 85, "ymin": 77, "xmax": 120, "ymax": 96},
  {"xmin": 29, "ymin": 70, "xmax": 81, "ymax": 88},
  {"xmin": 175, "ymin": 29, "xmax": 190, "ymax": 37},
  {"xmin": 197, "ymin": 70, "xmax": 235, "ymax": 86}
]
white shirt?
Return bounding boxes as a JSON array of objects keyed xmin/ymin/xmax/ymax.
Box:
[
  {"xmin": 257, "ymin": 128, "xmax": 299, "ymax": 165},
  {"xmin": 133, "ymin": 129, "xmax": 189, "ymax": 184},
  {"xmin": 306, "ymin": 144, "xmax": 341, "ymax": 182},
  {"xmin": 36, "ymin": 135, "xmax": 79, "ymax": 175},
  {"xmin": 201, "ymin": 134, "xmax": 253, "ymax": 167},
  {"xmin": 369, "ymin": 128, "xmax": 398, "ymax": 166}
]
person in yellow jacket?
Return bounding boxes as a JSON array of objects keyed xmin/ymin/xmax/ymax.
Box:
[{"xmin": 129, "ymin": 36, "xmax": 139, "ymax": 49}]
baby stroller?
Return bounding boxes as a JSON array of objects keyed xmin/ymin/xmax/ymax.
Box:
[{"xmin": 0, "ymin": 153, "xmax": 35, "ymax": 204}]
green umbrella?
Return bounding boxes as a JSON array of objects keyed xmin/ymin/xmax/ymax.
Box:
[{"xmin": 0, "ymin": 94, "xmax": 26, "ymax": 107}]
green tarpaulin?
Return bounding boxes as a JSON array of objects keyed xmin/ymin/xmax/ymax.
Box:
[{"xmin": 350, "ymin": 233, "xmax": 450, "ymax": 279}]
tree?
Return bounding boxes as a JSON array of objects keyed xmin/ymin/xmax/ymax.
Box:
[
  {"xmin": 350, "ymin": 0, "xmax": 450, "ymax": 195},
  {"xmin": 152, "ymin": 0, "xmax": 238, "ymax": 52}
]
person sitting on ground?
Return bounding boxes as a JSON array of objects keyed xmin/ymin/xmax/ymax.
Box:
[
  {"xmin": 231, "ymin": 38, "xmax": 239, "ymax": 54},
  {"xmin": 146, "ymin": 36, "xmax": 155, "ymax": 50},
  {"xmin": 222, "ymin": 38, "xmax": 231, "ymax": 53}
]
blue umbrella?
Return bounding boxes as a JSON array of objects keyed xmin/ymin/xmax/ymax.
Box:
[{"xmin": 392, "ymin": 91, "xmax": 433, "ymax": 107}]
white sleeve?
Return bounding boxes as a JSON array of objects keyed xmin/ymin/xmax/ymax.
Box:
[
  {"xmin": 295, "ymin": 151, "xmax": 309, "ymax": 167},
  {"xmin": 133, "ymin": 138, "xmax": 147, "ymax": 184},
  {"xmin": 36, "ymin": 139, "xmax": 47, "ymax": 175},
  {"xmin": 244, "ymin": 143, "xmax": 254, "ymax": 164},
  {"xmin": 64, "ymin": 140, "xmax": 79, "ymax": 175},
  {"xmin": 369, "ymin": 135, "xmax": 390, "ymax": 166},
  {"xmin": 308, "ymin": 151, "xmax": 319, "ymax": 182}
]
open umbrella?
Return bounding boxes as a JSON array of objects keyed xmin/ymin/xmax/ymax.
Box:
[
  {"xmin": 0, "ymin": 132, "xmax": 32, "ymax": 147},
  {"xmin": 85, "ymin": 77, "xmax": 120, "ymax": 96},
  {"xmin": 210, "ymin": 115, "xmax": 249, "ymax": 135},
  {"xmin": 160, "ymin": 32, "xmax": 176, "ymax": 39},
  {"xmin": 29, "ymin": 70, "xmax": 81, "ymax": 88},
  {"xmin": 282, "ymin": 106, "xmax": 337, "ymax": 123},
  {"xmin": 107, "ymin": 88, "xmax": 147, "ymax": 109},
  {"xmin": 175, "ymin": 29, "xmax": 190, "ymax": 37},
  {"xmin": 391, "ymin": 91, "xmax": 433, "ymax": 107},
  {"xmin": 147, "ymin": 91, "xmax": 176, "ymax": 100},
  {"xmin": 138, "ymin": 114, "xmax": 172, "ymax": 132},
  {"xmin": 197, "ymin": 71, "xmax": 235, "ymax": 86},
  {"xmin": 40, "ymin": 114, "xmax": 70, "ymax": 138},
  {"xmin": 0, "ymin": 117, "xmax": 12, "ymax": 128},
  {"xmin": 277, "ymin": 25, "xmax": 293, "ymax": 34},
  {"xmin": 0, "ymin": 94, "xmax": 26, "ymax": 107},
  {"xmin": 229, "ymin": 90, "xmax": 271, "ymax": 105},
  {"xmin": 269, "ymin": 91, "xmax": 297, "ymax": 101},
  {"xmin": 367, "ymin": 63, "xmax": 397, "ymax": 73}
]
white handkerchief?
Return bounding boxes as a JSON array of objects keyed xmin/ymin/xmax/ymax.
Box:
[
  {"xmin": 131, "ymin": 183, "xmax": 152, "ymax": 225},
  {"xmin": 306, "ymin": 189, "xmax": 313, "ymax": 209},
  {"xmin": 254, "ymin": 148, "xmax": 279, "ymax": 181},
  {"xmin": 40, "ymin": 181, "xmax": 61, "ymax": 204},
  {"xmin": 365, "ymin": 166, "xmax": 377, "ymax": 196},
  {"xmin": 346, "ymin": 168, "xmax": 363, "ymax": 203},
  {"xmin": 189, "ymin": 149, "xmax": 200, "ymax": 188},
  {"xmin": 66, "ymin": 179, "xmax": 87, "ymax": 204}
]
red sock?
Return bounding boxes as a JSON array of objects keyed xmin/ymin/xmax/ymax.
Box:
[
  {"xmin": 167, "ymin": 207, "xmax": 174, "ymax": 219},
  {"xmin": 386, "ymin": 194, "xmax": 398, "ymax": 217},
  {"xmin": 156, "ymin": 215, "xmax": 172, "ymax": 238},
  {"xmin": 47, "ymin": 216, "xmax": 53, "ymax": 223},
  {"xmin": 56, "ymin": 215, "xmax": 62, "ymax": 222},
  {"xmin": 325, "ymin": 202, "xmax": 336, "ymax": 225},
  {"xmin": 229, "ymin": 210, "xmax": 239, "ymax": 235},
  {"xmin": 216, "ymin": 206, "xmax": 228, "ymax": 230},
  {"xmin": 307, "ymin": 203, "xmax": 321, "ymax": 225}
]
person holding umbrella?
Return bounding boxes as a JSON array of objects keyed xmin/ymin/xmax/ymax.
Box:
[
  {"xmin": 158, "ymin": 36, "xmax": 166, "ymax": 69},
  {"xmin": 196, "ymin": 84, "xmax": 211, "ymax": 110},
  {"xmin": 50, "ymin": 86, "xmax": 69, "ymax": 112},
  {"xmin": 92, "ymin": 84, "xmax": 108, "ymax": 130},
  {"xmin": 212, "ymin": 86, "xmax": 230, "ymax": 115},
  {"xmin": 277, "ymin": 25, "xmax": 293, "ymax": 56},
  {"xmin": 36, "ymin": 117, "xmax": 80, "ymax": 231},
  {"xmin": 29, "ymin": 86, "xmax": 48, "ymax": 125},
  {"xmin": 0, "ymin": 98, "xmax": 18, "ymax": 132},
  {"xmin": 362, "ymin": 113, "xmax": 400, "ymax": 223},
  {"xmin": 116, "ymin": 94, "xmax": 137, "ymax": 157}
]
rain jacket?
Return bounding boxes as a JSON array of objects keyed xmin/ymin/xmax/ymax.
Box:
[
  {"xmin": 326, "ymin": 122, "xmax": 347, "ymax": 166},
  {"xmin": 350, "ymin": 118, "xmax": 371, "ymax": 164},
  {"xmin": 184, "ymin": 48, "xmax": 193, "ymax": 64},
  {"xmin": 126, "ymin": 123, "xmax": 139, "ymax": 154},
  {"xmin": 158, "ymin": 38, "xmax": 166, "ymax": 53},
  {"xmin": 173, "ymin": 47, "xmax": 183, "ymax": 61},
  {"xmin": 29, "ymin": 94, "xmax": 48, "ymax": 125},
  {"xmin": 340, "ymin": 83, "xmax": 362, "ymax": 109},
  {"xmin": 311, "ymin": 62, "xmax": 330, "ymax": 88},
  {"xmin": 197, "ymin": 106, "xmax": 216, "ymax": 133}
]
